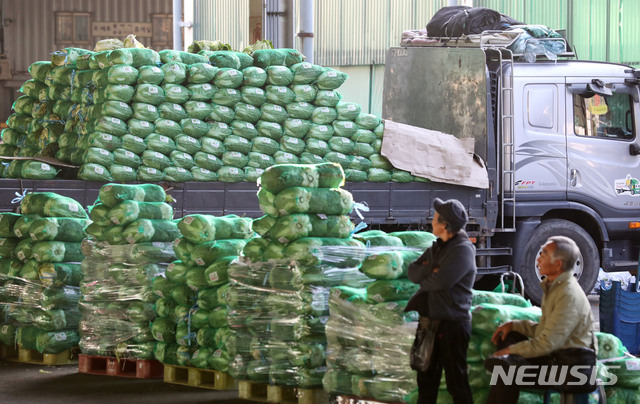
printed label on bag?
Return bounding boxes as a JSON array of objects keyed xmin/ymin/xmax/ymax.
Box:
[
  {"xmin": 155, "ymin": 152, "xmax": 163, "ymax": 159},
  {"xmin": 177, "ymin": 167, "xmax": 186, "ymax": 172},
  {"xmin": 247, "ymin": 104, "xmax": 256, "ymax": 110},
  {"xmin": 123, "ymin": 166, "xmax": 133, "ymax": 172},
  {"xmin": 111, "ymin": 217, "xmax": 120, "ymax": 225},
  {"xmin": 151, "ymin": 66, "xmax": 161, "ymax": 73},
  {"xmin": 214, "ymin": 349, "xmax": 222, "ymax": 358},
  {"xmin": 171, "ymin": 64, "xmax": 181, "ymax": 71},
  {"xmin": 219, "ymin": 122, "xmax": 228, "ymax": 129},
  {"xmin": 122, "ymin": 66, "xmax": 133, "ymax": 72},
  {"xmin": 195, "ymin": 257, "xmax": 205, "ymax": 266},
  {"xmin": 68, "ymin": 203, "xmax": 79, "ymax": 212},
  {"xmin": 119, "ymin": 102, "xmax": 128, "ymax": 108},
  {"xmin": 54, "ymin": 332, "xmax": 67, "ymax": 342},
  {"xmin": 102, "ymin": 133, "xmax": 113, "ymax": 140},
  {"xmin": 192, "ymin": 350, "xmax": 199, "ymax": 359},
  {"xmin": 167, "ymin": 121, "xmax": 175, "ymax": 126},
  {"xmin": 278, "ymin": 87, "xmax": 287, "ymax": 93},
  {"xmin": 229, "ymin": 167, "xmax": 239, "ymax": 174},
  {"xmin": 147, "ymin": 168, "xmax": 157, "ymax": 174},
  {"xmin": 284, "ymin": 153, "xmax": 293, "ymax": 159},
  {"xmin": 1, "ymin": 325, "xmax": 8, "ymax": 333},
  {"xmin": 134, "ymin": 136, "xmax": 144, "ymax": 142},
  {"xmin": 183, "ymin": 216, "xmax": 194, "ymax": 225},
  {"xmin": 302, "ymin": 62, "xmax": 312, "ymax": 69},
  {"xmin": 209, "ymin": 271, "xmax": 219, "ymax": 282},
  {"xmin": 41, "ymin": 163, "xmax": 50, "ymax": 170},
  {"xmin": 149, "ymin": 87, "xmax": 158, "ymax": 93},
  {"xmin": 256, "ymin": 168, "xmax": 264, "ymax": 174},
  {"xmin": 167, "ymin": 263, "xmax": 175, "ymax": 272},
  {"xmin": 371, "ymin": 294, "xmax": 384, "ymax": 302},
  {"xmin": 99, "ymin": 149, "xmax": 109, "ymax": 155},
  {"xmin": 171, "ymin": 87, "xmax": 182, "ymax": 93},
  {"xmin": 200, "ymin": 168, "xmax": 210, "ymax": 173},
  {"xmin": 319, "ymin": 141, "xmax": 327, "ymax": 148},
  {"xmin": 627, "ymin": 360, "xmax": 640, "ymax": 371},
  {"xmin": 207, "ymin": 154, "xmax": 217, "ymax": 160},
  {"xmin": 147, "ymin": 105, "xmax": 156, "ymax": 111},
  {"xmin": 293, "ymin": 119, "xmax": 301, "ymax": 125},
  {"xmin": 343, "ymin": 122, "xmax": 353, "ymax": 128},
  {"xmin": 125, "ymin": 150, "xmax": 134, "ymax": 157},
  {"xmin": 30, "ymin": 232, "xmax": 37, "ymax": 240},
  {"xmin": 196, "ymin": 102, "xmax": 205, "ymax": 109},
  {"xmin": 16, "ymin": 250, "xmax": 25, "ymax": 260},
  {"xmin": 319, "ymin": 125, "xmax": 328, "ymax": 132},
  {"xmin": 328, "ymin": 71, "xmax": 337, "ymax": 77},
  {"xmin": 341, "ymin": 138, "xmax": 350, "ymax": 143},
  {"xmin": 304, "ymin": 86, "xmax": 312, "ymax": 92},
  {"xmin": 320, "ymin": 107, "xmax": 329, "ymax": 112},
  {"xmin": 33, "ymin": 253, "xmax": 40, "ymax": 260},
  {"xmin": 210, "ymin": 140, "xmax": 220, "ymax": 147},
  {"xmin": 14, "ymin": 229, "xmax": 22, "ymax": 238},
  {"xmin": 337, "ymin": 153, "xmax": 346, "ymax": 159},
  {"xmin": 160, "ymin": 136, "xmax": 169, "ymax": 143},
  {"xmin": 239, "ymin": 137, "xmax": 248, "ymax": 143},
  {"xmin": 111, "ymin": 117, "xmax": 120, "ymax": 124},
  {"xmin": 192, "ymin": 119, "xmax": 200, "ymax": 124},
  {"xmin": 288, "ymin": 137, "xmax": 299, "ymax": 144},
  {"xmin": 228, "ymin": 70, "xmax": 238, "ymax": 76},
  {"xmin": 173, "ymin": 104, "xmax": 181, "ymax": 111},
  {"xmin": 300, "ymin": 102, "xmax": 309, "ymax": 106},
  {"xmin": 227, "ymin": 89, "xmax": 237, "ymax": 95},
  {"xmin": 261, "ymin": 155, "xmax": 270, "ymax": 160},
  {"xmin": 188, "ymin": 137, "xmax": 197, "ymax": 143},
  {"xmin": 203, "ymin": 84, "xmax": 211, "ymax": 90},
  {"xmin": 327, "ymin": 91, "xmax": 335, "ymax": 97}
]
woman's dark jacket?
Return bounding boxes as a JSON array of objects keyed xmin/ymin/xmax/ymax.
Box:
[{"xmin": 404, "ymin": 230, "xmax": 477, "ymax": 321}]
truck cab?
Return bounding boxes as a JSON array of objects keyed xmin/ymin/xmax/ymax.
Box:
[{"xmin": 383, "ymin": 36, "xmax": 640, "ymax": 302}]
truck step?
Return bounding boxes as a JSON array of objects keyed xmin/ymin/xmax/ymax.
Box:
[
  {"xmin": 78, "ymin": 355, "xmax": 163, "ymax": 378},
  {"xmin": 163, "ymin": 364, "xmax": 236, "ymax": 390},
  {"xmin": 238, "ymin": 381, "xmax": 328, "ymax": 404},
  {"xmin": 7, "ymin": 345, "xmax": 77, "ymax": 366}
]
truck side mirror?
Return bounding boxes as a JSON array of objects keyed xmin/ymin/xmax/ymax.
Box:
[{"xmin": 630, "ymin": 143, "xmax": 640, "ymax": 156}]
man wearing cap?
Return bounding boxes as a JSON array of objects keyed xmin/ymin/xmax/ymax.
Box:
[{"xmin": 405, "ymin": 198, "xmax": 476, "ymax": 404}]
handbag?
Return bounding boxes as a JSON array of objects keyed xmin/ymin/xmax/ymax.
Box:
[
  {"xmin": 410, "ymin": 317, "xmax": 441, "ymax": 372},
  {"xmin": 551, "ymin": 347, "xmax": 597, "ymax": 394}
]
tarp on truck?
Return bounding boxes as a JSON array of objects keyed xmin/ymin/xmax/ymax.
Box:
[{"xmin": 381, "ymin": 120, "xmax": 489, "ymax": 189}]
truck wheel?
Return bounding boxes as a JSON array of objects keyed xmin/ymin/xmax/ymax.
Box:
[{"xmin": 518, "ymin": 219, "xmax": 599, "ymax": 305}]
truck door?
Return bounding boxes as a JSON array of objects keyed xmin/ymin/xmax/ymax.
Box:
[
  {"xmin": 565, "ymin": 81, "xmax": 640, "ymax": 218},
  {"xmin": 514, "ymin": 80, "xmax": 567, "ymax": 197}
]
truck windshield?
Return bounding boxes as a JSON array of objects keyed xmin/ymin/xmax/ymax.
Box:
[{"xmin": 573, "ymin": 91, "xmax": 635, "ymax": 140}]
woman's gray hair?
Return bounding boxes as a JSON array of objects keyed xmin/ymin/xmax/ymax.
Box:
[{"xmin": 547, "ymin": 236, "xmax": 580, "ymax": 272}]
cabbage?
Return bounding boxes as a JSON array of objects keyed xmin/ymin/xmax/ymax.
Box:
[
  {"xmin": 163, "ymin": 84, "xmax": 190, "ymax": 104},
  {"xmin": 187, "ymin": 63, "xmax": 218, "ymax": 84},
  {"xmin": 208, "ymin": 105, "xmax": 236, "ymax": 124},
  {"xmin": 242, "ymin": 66, "xmax": 267, "ymax": 87},
  {"xmin": 187, "ymin": 83, "xmax": 216, "ymax": 102},
  {"xmin": 99, "ymin": 183, "xmax": 166, "ymax": 207},
  {"xmin": 284, "ymin": 237, "xmax": 365, "ymax": 268},
  {"xmin": 200, "ymin": 137, "xmax": 225, "ymax": 157},
  {"xmin": 190, "ymin": 239, "xmax": 247, "ymax": 267},
  {"xmin": 255, "ymin": 121, "xmax": 284, "ymax": 140},
  {"xmin": 161, "ymin": 62, "xmax": 187, "ymax": 84},
  {"xmin": 274, "ymin": 187, "xmax": 353, "ymax": 216},
  {"xmin": 20, "ymin": 192, "xmax": 87, "ymax": 219},
  {"xmin": 28, "ymin": 217, "xmax": 88, "ymax": 242},
  {"xmin": 154, "ymin": 118, "xmax": 182, "ymax": 138},
  {"xmin": 122, "ymin": 219, "xmax": 180, "ymax": 244},
  {"xmin": 164, "ymin": 167, "xmax": 194, "ymax": 182},
  {"xmin": 366, "ymin": 279, "xmax": 419, "ymax": 303},
  {"xmin": 267, "ymin": 214, "xmax": 354, "ymax": 243},
  {"xmin": 471, "ymin": 303, "xmax": 542, "ymax": 336},
  {"xmin": 107, "ymin": 201, "xmax": 173, "ymax": 226},
  {"xmin": 359, "ymin": 252, "xmax": 404, "ymax": 280},
  {"xmin": 259, "ymin": 162, "xmax": 345, "ymax": 193},
  {"xmin": 32, "ymin": 241, "xmax": 83, "ymax": 263},
  {"xmin": 151, "ymin": 317, "xmax": 177, "ymax": 343},
  {"xmin": 137, "ymin": 65, "xmax": 164, "ymax": 85},
  {"xmin": 191, "ymin": 166, "xmax": 218, "ymax": 181},
  {"xmin": 241, "ymin": 86, "xmax": 266, "ymax": 106},
  {"xmin": 181, "ymin": 117, "xmax": 211, "ymax": 138},
  {"xmin": 204, "ymin": 256, "xmax": 236, "ymax": 287}
]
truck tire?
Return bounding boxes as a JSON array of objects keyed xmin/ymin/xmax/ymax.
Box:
[{"xmin": 518, "ymin": 219, "xmax": 599, "ymax": 305}]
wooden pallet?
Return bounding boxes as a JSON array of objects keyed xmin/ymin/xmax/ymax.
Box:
[
  {"xmin": 78, "ymin": 355, "xmax": 164, "ymax": 378},
  {"xmin": 238, "ymin": 381, "xmax": 328, "ymax": 404},
  {"xmin": 0, "ymin": 343, "xmax": 18, "ymax": 359},
  {"xmin": 163, "ymin": 364, "xmax": 236, "ymax": 390},
  {"xmin": 8, "ymin": 345, "xmax": 77, "ymax": 366}
]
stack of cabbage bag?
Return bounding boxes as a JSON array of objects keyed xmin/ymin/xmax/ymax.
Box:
[
  {"xmin": 0, "ymin": 192, "xmax": 87, "ymax": 353},
  {"xmin": 2, "ymin": 44, "xmax": 418, "ymax": 183},
  {"xmin": 150, "ymin": 213, "xmax": 252, "ymax": 369},
  {"xmin": 225, "ymin": 162, "xmax": 369, "ymax": 387},
  {"xmin": 0, "ymin": 212, "xmax": 24, "ymax": 347},
  {"xmin": 323, "ymin": 230, "xmax": 435, "ymax": 402},
  {"xmin": 79, "ymin": 183, "xmax": 177, "ymax": 359},
  {"xmin": 594, "ymin": 332, "xmax": 640, "ymax": 404}
]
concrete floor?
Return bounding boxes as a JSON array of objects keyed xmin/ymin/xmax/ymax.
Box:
[{"xmin": 0, "ymin": 295, "xmax": 605, "ymax": 404}]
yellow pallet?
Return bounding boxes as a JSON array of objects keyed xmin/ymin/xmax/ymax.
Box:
[
  {"xmin": 163, "ymin": 364, "xmax": 236, "ymax": 390},
  {"xmin": 238, "ymin": 381, "xmax": 328, "ymax": 404},
  {"xmin": 10, "ymin": 346, "xmax": 76, "ymax": 366}
]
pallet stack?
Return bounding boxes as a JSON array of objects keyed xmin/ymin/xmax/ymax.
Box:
[{"xmin": 79, "ymin": 183, "xmax": 176, "ymax": 377}]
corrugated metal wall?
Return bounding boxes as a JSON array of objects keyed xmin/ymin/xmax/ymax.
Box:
[
  {"xmin": 305, "ymin": 0, "xmax": 448, "ymax": 66},
  {"xmin": 4, "ymin": 0, "xmax": 172, "ymax": 76},
  {"xmin": 473, "ymin": 0, "xmax": 640, "ymax": 67},
  {"xmin": 193, "ymin": 0, "xmax": 251, "ymax": 51}
]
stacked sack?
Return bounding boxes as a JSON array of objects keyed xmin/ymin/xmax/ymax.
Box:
[
  {"xmin": 0, "ymin": 212, "xmax": 24, "ymax": 347},
  {"xmin": 150, "ymin": 213, "xmax": 252, "ymax": 369},
  {"xmin": 323, "ymin": 230, "xmax": 435, "ymax": 402},
  {"xmin": 79, "ymin": 183, "xmax": 177, "ymax": 359},
  {"xmin": 0, "ymin": 192, "xmax": 87, "ymax": 354},
  {"xmin": 2, "ymin": 42, "xmax": 418, "ymax": 183},
  {"xmin": 594, "ymin": 332, "xmax": 640, "ymax": 403},
  {"xmin": 225, "ymin": 162, "xmax": 370, "ymax": 387}
]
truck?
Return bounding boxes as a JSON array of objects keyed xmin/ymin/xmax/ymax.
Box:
[
  {"xmin": 2, "ymin": 32, "xmax": 638, "ymax": 304},
  {"xmin": 382, "ymin": 34, "xmax": 640, "ymax": 303}
]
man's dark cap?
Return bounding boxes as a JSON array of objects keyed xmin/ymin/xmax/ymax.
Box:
[{"xmin": 433, "ymin": 198, "xmax": 468, "ymax": 232}]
